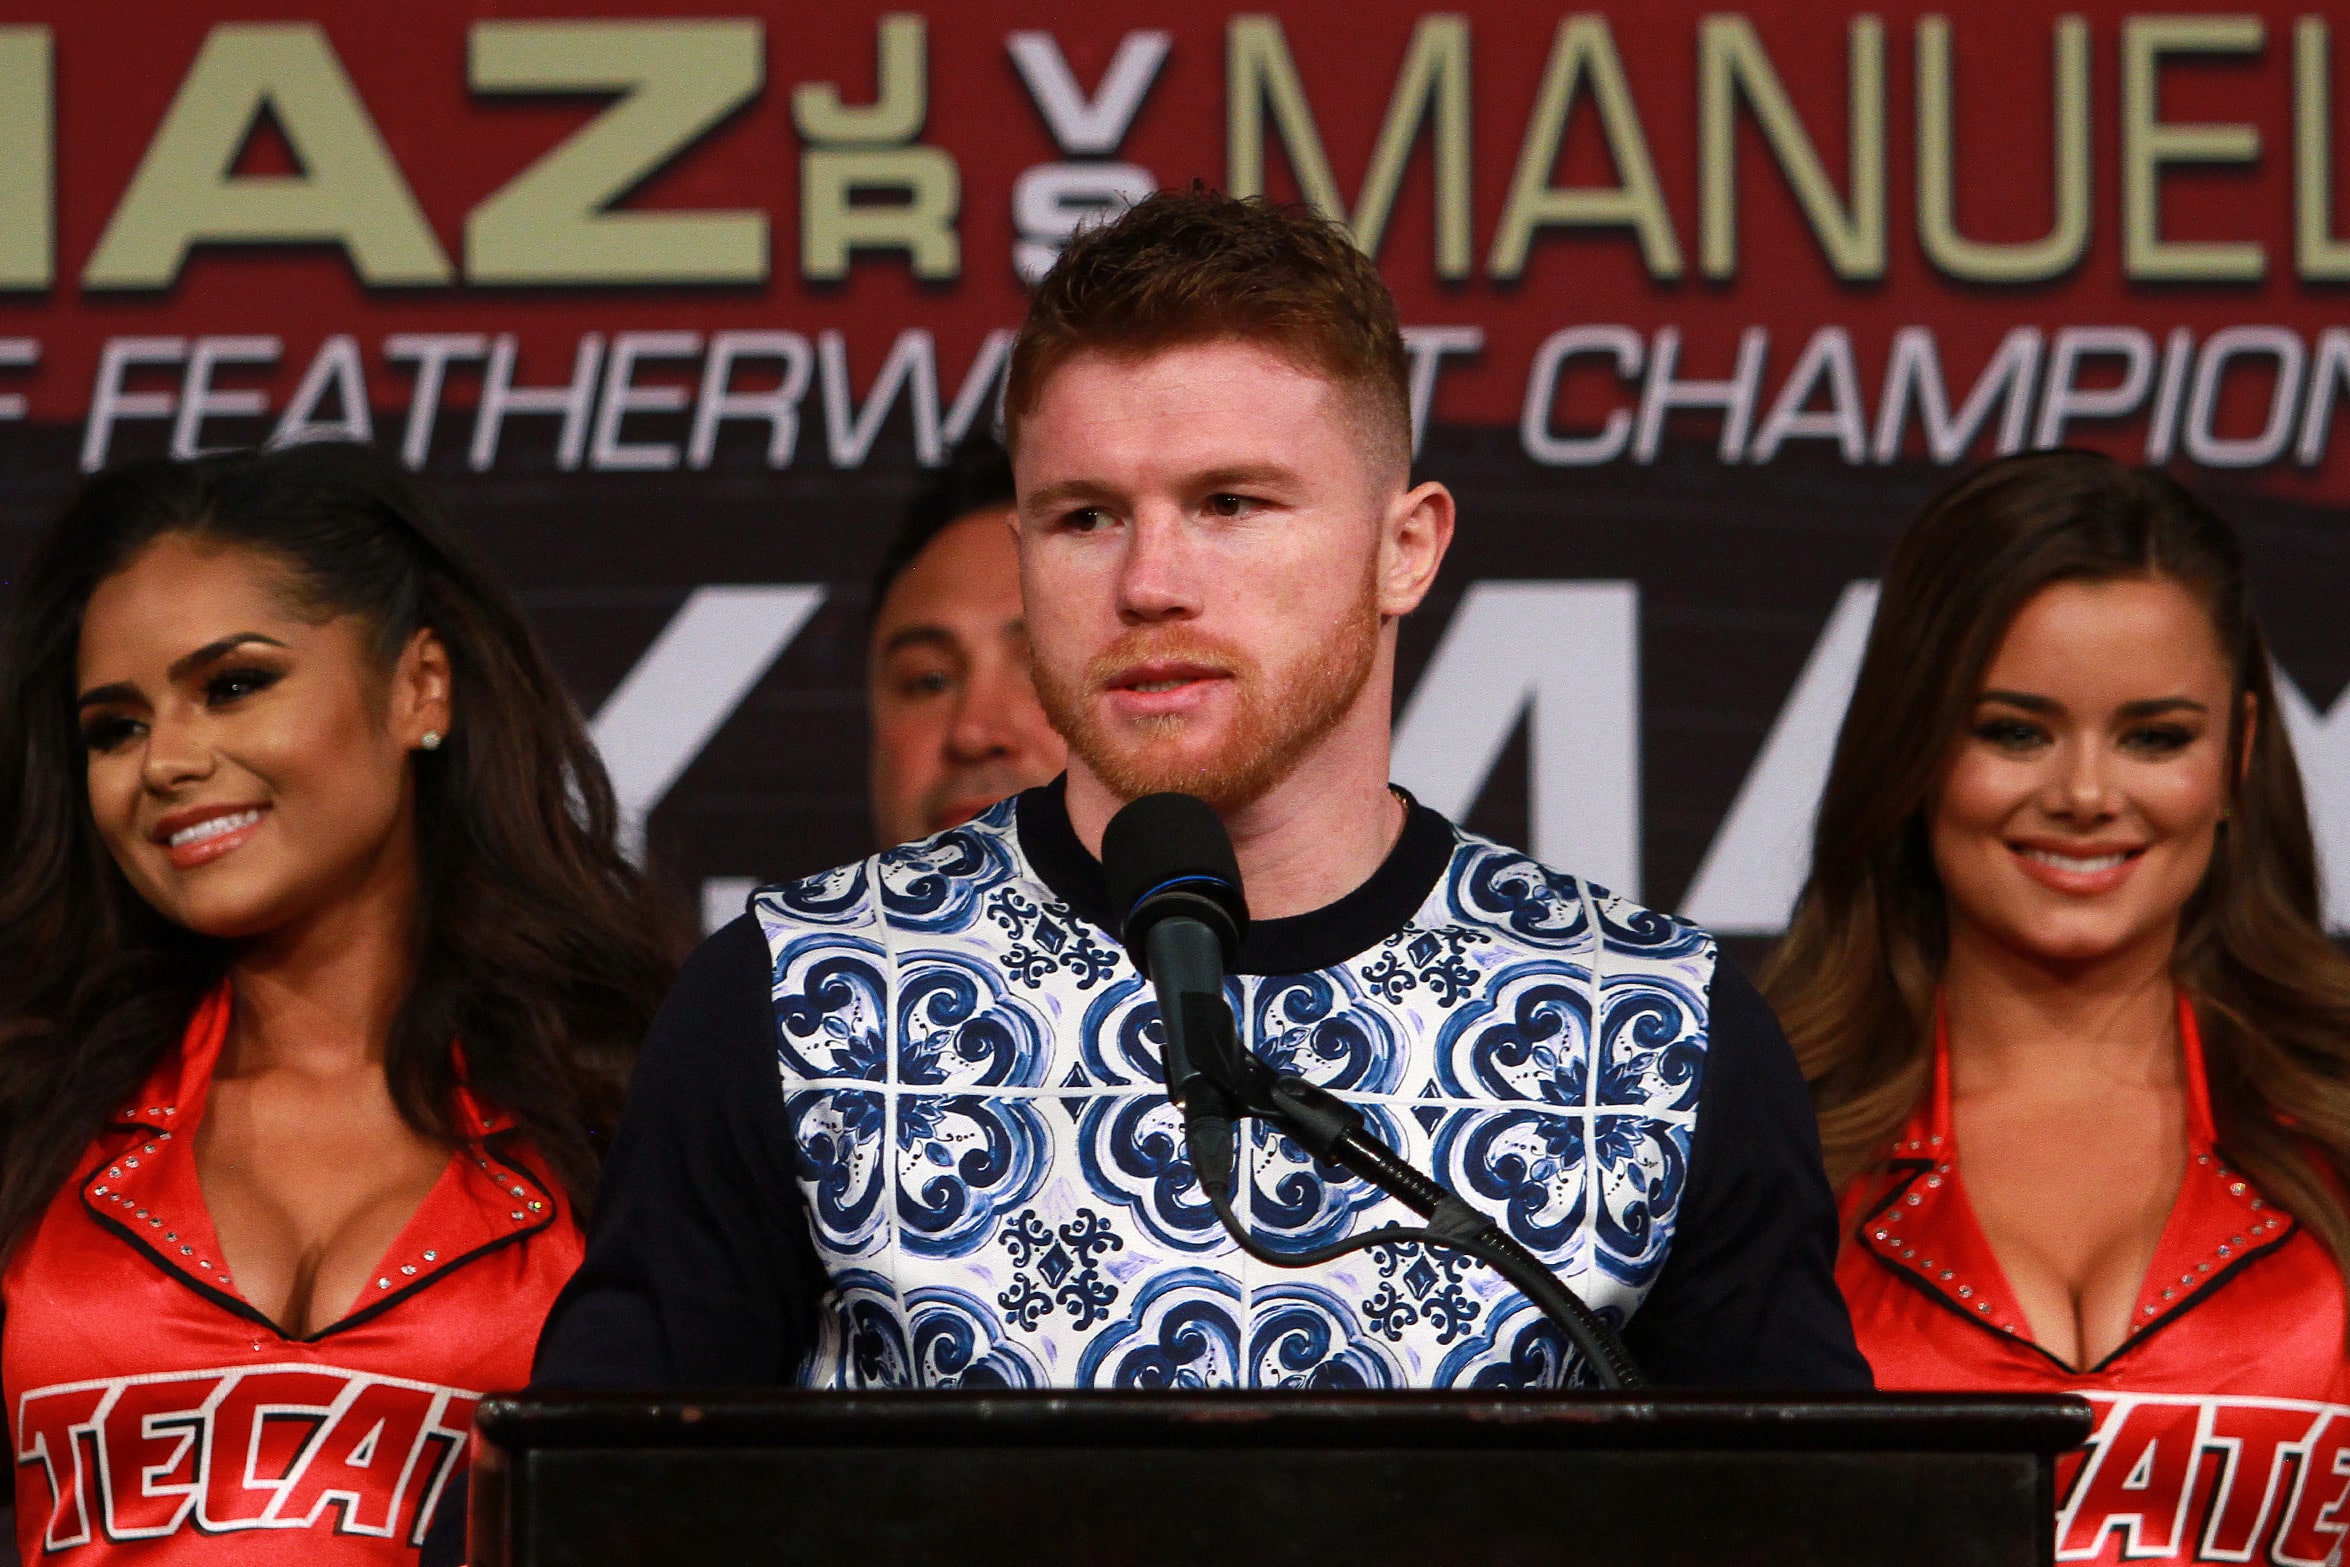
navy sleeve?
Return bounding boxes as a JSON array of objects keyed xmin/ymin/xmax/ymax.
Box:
[
  {"xmin": 424, "ymin": 913, "xmax": 826, "ymax": 1566},
  {"xmin": 529, "ymin": 910, "xmax": 826, "ymax": 1387},
  {"xmin": 1620, "ymin": 955, "xmax": 1872, "ymax": 1391}
]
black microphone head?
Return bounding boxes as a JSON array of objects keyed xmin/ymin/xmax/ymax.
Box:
[{"xmin": 1101, "ymin": 792, "xmax": 1248, "ymax": 966}]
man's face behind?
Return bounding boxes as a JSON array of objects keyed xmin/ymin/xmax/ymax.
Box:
[
  {"xmin": 867, "ymin": 510, "xmax": 1069, "ymax": 847},
  {"xmin": 1014, "ymin": 340, "xmax": 1401, "ymax": 814}
]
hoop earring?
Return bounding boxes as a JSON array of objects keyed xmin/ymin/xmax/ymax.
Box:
[{"xmin": 419, "ymin": 730, "xmax": 443, "ymax": 751}]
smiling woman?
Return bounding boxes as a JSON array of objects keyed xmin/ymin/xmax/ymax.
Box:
[
  {"xmin": 1764, "ymin": 451, "xmax": 2350, "ymax": 1564},
  {"xmin": 0, "ymin": 442, "xmax": 675, "ymax": 1563}
]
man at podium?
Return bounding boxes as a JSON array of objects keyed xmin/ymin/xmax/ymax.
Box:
[{"xmin": 533, "ymin": 191, "xmax": 1869, "ymax": 1398}]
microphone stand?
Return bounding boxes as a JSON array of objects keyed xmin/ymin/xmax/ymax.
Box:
[{"xmin": 1154, "ymin": 966, "xmax": 1646, "ymax": 1391}]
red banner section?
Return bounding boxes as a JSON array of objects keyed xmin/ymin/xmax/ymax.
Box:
[
  {"xmin": 1, "ymin": 3, "xmax": 2346, "ymax": 489},
  {"xmin": 0, "ymin": 3, "xmax": 2345, "ymax": 930}
]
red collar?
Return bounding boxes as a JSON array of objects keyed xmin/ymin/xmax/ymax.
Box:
[
  {"xmin": 1858, "ymin": 994, "xmax": 2298, "ymax": 1372},
  {"xmin": 83, "ymin": 985, "xmax": 551, "ymax": 1341},
  {"xmin": 107, "ymin": 986, "xmax": 518, "ymax": 1139}
]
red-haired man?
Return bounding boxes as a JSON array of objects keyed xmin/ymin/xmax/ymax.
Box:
[{"xmin": 520, "ymin": 191, "xmax": 1868, "ymax": 1408}]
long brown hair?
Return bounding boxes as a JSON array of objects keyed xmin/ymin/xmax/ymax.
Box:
[
  {"xmin": 1763, "ymin": 450, "xmax": 2350, "ymax": 1282},
  {"xmin": 0, "ymin": 441, "xmax": 678, "ymax": 1257}
]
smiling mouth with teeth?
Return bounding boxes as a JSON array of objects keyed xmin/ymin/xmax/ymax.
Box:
[
  {"xmin": 2017, "ymin": 846, "xmax": 2138, "ymax": 874},
  {"xmin": 170, "ymin": 810, "xmax": 262, "ymax": 850}
]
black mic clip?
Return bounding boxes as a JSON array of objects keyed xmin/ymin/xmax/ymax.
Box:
[{"xmin": 1179, "ymin": 1027, "xmax": 1494, "ymax": 1255}]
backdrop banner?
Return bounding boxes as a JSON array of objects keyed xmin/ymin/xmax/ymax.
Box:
[{"xmin": 2, "ymin": 1, "xmax": 2346, "ymax": 940}]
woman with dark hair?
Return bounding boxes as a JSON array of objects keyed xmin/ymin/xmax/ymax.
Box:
[
  {"xmin": 1766, "ymin": 449, "xmax": 2350, "ymax": 1561},
  {"xmin": 0, "ymin": 441, "xmax": 673, "ymax": 1561}
]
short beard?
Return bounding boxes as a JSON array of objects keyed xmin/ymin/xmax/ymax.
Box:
[{"xmin": 1033, "ymin": 575, "xmax": 1383, "ymax": 815}]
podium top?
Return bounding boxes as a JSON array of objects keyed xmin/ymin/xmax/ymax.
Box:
[{"xmin": 478, "ymin": 1389, "xmax": 2091, "ymax": 1455}]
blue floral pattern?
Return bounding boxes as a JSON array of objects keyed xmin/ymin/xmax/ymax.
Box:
[
  {"xmin": 1246, "ymin": 1111, "xmax": 1414, "ymax": 1255},
  {"xmin": 874, "ymin": 827, "xmax": 1018, "ymax": 932},
  {"xmin": 810, "ymin": 1270, "xmax": 908, "ymax": 1387},
  {"xmin": 753, "ymin": 799, "xmax": 1716, "ymax": 1389},
  {"xmin": 766, "ymin": 861, "xmax": 870, "ymax": 926},
  {"xmin": 1361, "ymin": 1243, "xmax": 1482, "ymax": 1345},
  {"xmin": 1436, "ymin": 1298, "xmax": 1584, "ymax": 1389},
  {"xmin": 1076, "ymin": 1269, "xmax": 1242, "ymax": 1388},
  {"xmin": 1075, "ymin": 976, "xmax": 1168, "ymax": 1089},
  {"xmin": 896, "ymin": 951, "xmax": 1050, "ymax": 1089},
  {"xmin": 785, "ymin": 1087, "xmax": 886, "ymax": 1257},
  {"xmin": 771, "ymin": 936, "xmax": 888, "ymax": 1082},
  {"xmin": 1247, "ymin": 1283, "xmax": 1400, "ymax": 1388},
  {"xmin": 1075, "ymin": 1092, "xmax": 1222, "ymax": 1252},
  {"xmin": 1433, "ymin": 964, "xmax": 1593, "ymax": 1102},
  {"xmin": 896, "ymin": 1095, "xmax": 1050, "ymax": 1258},
  {"xmin": 908, "ymin": 1285, "xmax": 1046, "ymax": 1387},
  {"xmin": 1251, "ymin": 972, "xmax": 1405, "ymax": 1093}
]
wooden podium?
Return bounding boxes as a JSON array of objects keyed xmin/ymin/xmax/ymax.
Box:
[{"xmin": 469, "ymin": 1389, "xmax": 2091, "ymax": 1566}]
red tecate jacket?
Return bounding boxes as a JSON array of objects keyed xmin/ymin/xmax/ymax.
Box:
[
  {"xmin": 1839, "ymin": 999, "xmax": 2350, "ymax": 1567},
  {"xmin": 4, "ymin": 987, "xmax": 582, "ymax": 1564}
]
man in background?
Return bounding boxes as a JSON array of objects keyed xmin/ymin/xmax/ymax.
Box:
[{"xmin": 865, "ymin": 430, "xmax": 1067, "ymax": 846}]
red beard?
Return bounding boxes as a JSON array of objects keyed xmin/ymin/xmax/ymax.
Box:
[{"xmin": 1033, "ymin": 577, "xmax": 1382, "ymax": 813}]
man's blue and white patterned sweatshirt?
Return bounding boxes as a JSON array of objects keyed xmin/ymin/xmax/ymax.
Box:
[{"xmin": 537, "ymin": 782, "xmax": 1869, "ymax": 1391}]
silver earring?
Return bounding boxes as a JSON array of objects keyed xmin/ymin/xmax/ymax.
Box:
[{"xmin": 420, "ymin": 730, "xmax": 443, "ymax": 751}]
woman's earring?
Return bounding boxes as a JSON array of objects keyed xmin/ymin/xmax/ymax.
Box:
[{"xmin": 420, "ymin": 730, "xmax": 443, "ymax": 751}]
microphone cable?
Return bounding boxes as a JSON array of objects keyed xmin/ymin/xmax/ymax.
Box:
[
  {"xmin": 1180, "ymin": 1046, "xmax": 1646, "ymax": 1391},
  {"xmin": 1104, "ymin": 791, "xmax": 1647, "ymax": 1392}
]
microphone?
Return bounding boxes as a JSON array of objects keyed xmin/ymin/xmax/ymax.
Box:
[
  {"xmin": 1103, "ymin": 793, "xmax": 1250, "ymax": 1198},
  {"xmin": 1101, "ymin": 790, "xmax": 1647, "ymax": 1390}
]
